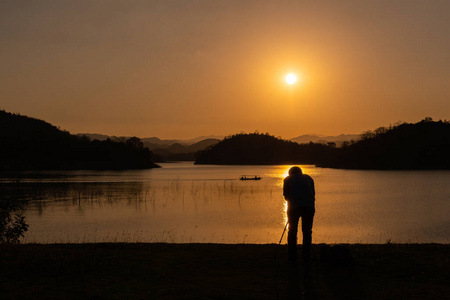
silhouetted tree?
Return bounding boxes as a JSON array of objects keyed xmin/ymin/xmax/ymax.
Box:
[
  {"xmin": 0, "ymin": 198, "xmax": 28, "ymax": 244},
  {"xmin": 126, "ymin": 137, "xmax": 144, "ymax": 149}
]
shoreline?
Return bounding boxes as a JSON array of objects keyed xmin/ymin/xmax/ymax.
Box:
[{"xmin": 1, "ymin": 243, "xmax": 448, "ymax": 299}]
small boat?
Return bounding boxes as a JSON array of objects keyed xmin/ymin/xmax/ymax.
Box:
[{"xmin": 239, "ymin": 175, "xmax": 262, "ymax": 181}]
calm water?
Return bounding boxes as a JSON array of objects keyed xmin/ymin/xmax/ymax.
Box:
[{"xmin": 2, "ymin": 162, "xmax": 449, "ymax": 244}]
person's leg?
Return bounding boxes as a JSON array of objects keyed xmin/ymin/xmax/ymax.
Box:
[
  {"xmin": 300, "ymin": 207, "xmax": 315, "ymax": 261},
  {"xmin": 287, "ymin": 208, "xmax": 300, "ymax": 262}
]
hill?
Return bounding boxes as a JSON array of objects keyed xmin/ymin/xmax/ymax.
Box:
[
  {"xmin": 0, "ymin": 110, "xmax": 159, "ymax": 171},
  {"xmin": 195, "ymin": 133, "xmax": 333, "ymax": 165},
  {"xmin": 195, "ymin": 118, "xmax": 450, "ymax": 169},
  {"xmin": 322, "ymin": 118, "xmax": 450, "ymax": 169}
]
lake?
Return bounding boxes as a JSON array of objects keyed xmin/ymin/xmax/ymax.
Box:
[{"xmin": 1, "ymin": 162, "xmax": 449, "ymax": 244}]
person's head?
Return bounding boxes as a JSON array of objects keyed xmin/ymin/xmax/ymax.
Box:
[{"xmin": 288, "ymin": 166, "xmax": 302, "ymax": 176}]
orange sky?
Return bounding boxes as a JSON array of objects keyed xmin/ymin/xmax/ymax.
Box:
[{"xmin": 1, "ymin": 1, "xmax": 449, "ymax": 139}]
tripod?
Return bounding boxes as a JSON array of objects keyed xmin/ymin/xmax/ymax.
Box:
[{"xmin": 273, "ymin": 221, "xmax": 288, "ymax": 259}]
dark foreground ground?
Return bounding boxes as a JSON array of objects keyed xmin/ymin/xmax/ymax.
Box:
[{"xmin": 0, "ymin": 243, "xmax": 448, "ymax": 299}]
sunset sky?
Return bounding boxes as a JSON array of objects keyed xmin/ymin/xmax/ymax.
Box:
[{"xmin": 1, "ymin": 0, "xmax": 449, "ymax": 139}]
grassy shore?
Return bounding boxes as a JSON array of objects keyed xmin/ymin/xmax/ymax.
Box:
[{"xmin": 0, "ymin": 243, "xmax": 448, "ymax": 299}]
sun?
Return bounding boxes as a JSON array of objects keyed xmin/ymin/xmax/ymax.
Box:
[{"xmin": 285, "ymin": 73, "xmax": 297, "ymax": 85}]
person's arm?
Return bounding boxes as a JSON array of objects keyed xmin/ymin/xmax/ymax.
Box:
[
  {"xmin": 283, "ymin": 177, "xmax": 290, "ymax": 200},
  {"xmin": 310, "ymin": 177, "xmax": 315, "ymax": 197}
]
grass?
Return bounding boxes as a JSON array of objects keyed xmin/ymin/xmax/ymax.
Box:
[{"xmin": 0, "ymin": 243, "xmax": 448, "ymax": 299}]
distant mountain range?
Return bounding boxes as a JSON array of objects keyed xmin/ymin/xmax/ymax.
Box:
[
  {"xmin": 78, "ymin": 133, "xmax": 359, "ymax": 147},
  {"xmin": 77, "ymin": 133, "xmax": 222, "ymax": 161},
  {"xmin": 77, "ymin": 134, "xmax": 223, "ymax": 147}
]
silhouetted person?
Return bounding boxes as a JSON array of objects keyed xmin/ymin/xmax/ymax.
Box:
[{"xmin": 283, "ymin": 166, "xmax": 315, "ymax": 262}]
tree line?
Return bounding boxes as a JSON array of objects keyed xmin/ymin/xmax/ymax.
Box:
[{"xmin": 195, "ymin": 118, "xmax": 450, "ymax": 169}]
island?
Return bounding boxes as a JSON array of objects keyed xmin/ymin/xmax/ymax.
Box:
[{"xmin": 195, "ymin": 118, "xmax": 450, "ymax": 170}]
